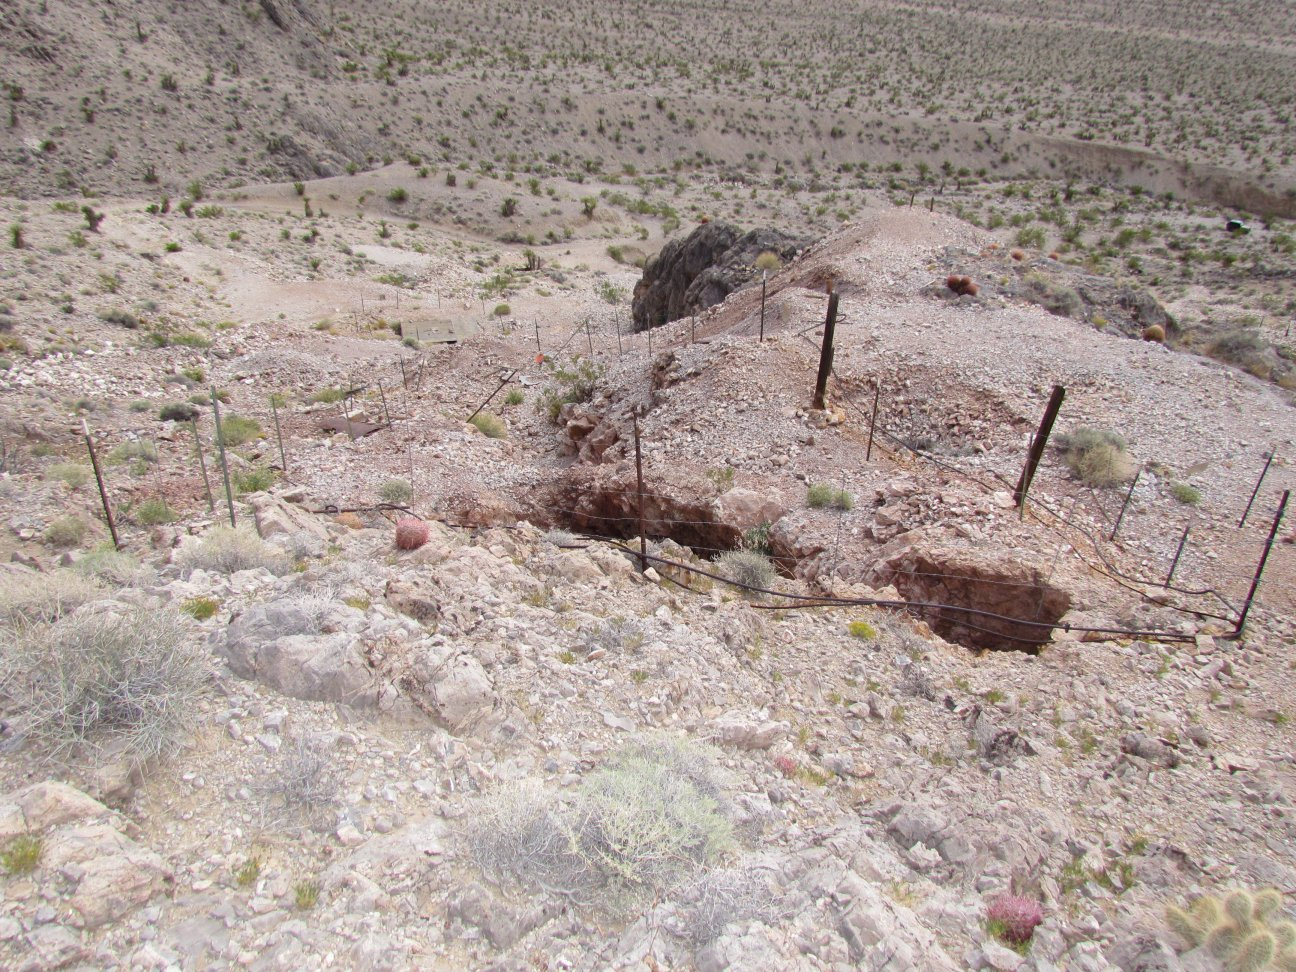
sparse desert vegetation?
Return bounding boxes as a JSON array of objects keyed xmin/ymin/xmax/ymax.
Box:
[{"xmin": 0, "ymin": 1, "xmax": 1294, "ymax": 969}]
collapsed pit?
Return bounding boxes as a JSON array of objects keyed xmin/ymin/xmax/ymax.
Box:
[{"xmin": 881, "ymin": 551, "xmax": 1072, "ymax": 652}]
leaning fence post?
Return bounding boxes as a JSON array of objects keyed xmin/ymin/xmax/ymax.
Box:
[
  {"xmin": 81, "ymin": 419, "xmax": 120, "ymax": 549},
  {"xmin": 1109, "ymin": 468, "xmax": 1141, "ymax": 541},
  {"xmin": 633, "ymin": 413, "xmax": 648, "ymax": 573},
  {"xmin": 812, "ymin": 284, "xmax": 839, "ymax": 410},
  {"xmin": 1235, "ymin": 489, "xmax": 1289, "ymax": 636},
  {"xmin": 377, "ymin": 381, "xmax": 392, "ymax": 428},
  {"xmin": 191, "ymin": 417, "xmax": 214, "ymax": 512},
  {"xmin": 759, "ymin": 272, "xmax": 767, "ymax": 342},
  {"xmin": 866, "ymin": 380, "xmax": 881, "ymax": 462},
  {"xmin": 210, "ymin": 388, "xmax": 237, "ymax": 528},
  {"xmin": 1238, "ymin": 449, "xmax": 1276, "ymax": 528},
  {"xmin": 1013, "ymin": 384, "xmax": 1066, "ymax": 516},
  {"xmin": 1164, "ymin": 523, "xmax": 1191, "ymax": 587},
  {"xmin": 270, "ymin": 394, "xmax": 288, "ymax": 473}
]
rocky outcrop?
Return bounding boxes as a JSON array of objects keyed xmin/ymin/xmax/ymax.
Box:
[{"xmin": 632, "ymin": 223, "xmax": 805, "ymax": 331}]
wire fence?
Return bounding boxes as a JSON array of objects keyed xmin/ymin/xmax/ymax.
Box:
[{"xmin": 44, "ymin": 277, "xmax": 1291, "ymax": 647}]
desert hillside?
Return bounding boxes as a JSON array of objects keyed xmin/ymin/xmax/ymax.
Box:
[{"xmin": 1, "ymin": 2, "xmax": 1296, "ymax": 971}]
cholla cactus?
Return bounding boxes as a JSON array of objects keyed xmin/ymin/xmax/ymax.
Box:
[{"xmin": 1166, "ymin": 888, "xmax": 1296, "ymax": 972}]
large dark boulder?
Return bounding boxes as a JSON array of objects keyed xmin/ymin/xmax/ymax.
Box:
[{"xmin": 631, "ymin": 222, "xmax": 805, "ymax": 332}]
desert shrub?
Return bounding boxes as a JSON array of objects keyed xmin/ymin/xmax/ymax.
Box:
[
  {"xmin": 180, "ymin": 597, "xmax": 218, "ymax": 621},
  {"xmin": 0, "ymin": 570, "xmax": 100, "ymax": 626},
  {"xmin": 99, "ymin": 308, "xmax": 139, "ymax": 329},
  {"xmin": 1170, "ymin": 482, "xmax": 1202, "ymax": 505},
  {"xmin": 469, "ymin": 735, "xmax": 731, "ymax": 907},
  {"xmin": 72, "ymin": 547, "xmax": 149, "ymax": 587},
  {"xmin": 504, "ymin": 388, "xmax": 524, "ymax": 406},
  {"xmin": 754, "ymin": 251, "xmax": 782, "ymax": 272},
  {"xmin": 1022, "ymin": 272, "xmax": 1083, "ymax": 318},
  {"xmin": 1166, "ymin": 888, "xmax": 1295, "ymax": 969},
  {"xmin": 177, "ymin": 527, "xmax": 288, "ymax": 575},
  {"xmin": 159, "ymin": 402, "xmax": 198, "ymax": 422},
  {"xmin": 233, "ymin": 466, "xmax": 276, "ymax": 494},
  {"xmin": 387, "ymin": 187, "xmax": 408, "ymax": 204},
  {"xmin": 0, "ymin": 607, "xmax": 211, "ymax": 766},
  {"xmin": 44, "ymin": 516, "xmax": 88, "ymax": 548},
  {"xmin": 544, "ymin": 527, "xmax": 578, "ymax": 547},
  {"xmin": 48, "ymin": 463, "xmax": 90, "ymax": 488},
  {"xmin": 987, "ymin": 894, "xmax": 1044, "ymax": 947},
  {"xmin": 395, "ymin": 517, "xmax": 429, "ymax": 550},
  {"xmin": 306, "ymin": 387, "xmax": 346, "ymax": 404},
  {"xmin": 294, "ymin": 879, "xmax": 322, "ymax": 910},
  {"xmin": 255, "ymin": 736, "xmax": 340, "ymax": 829},
  {"xmin": 586, "ymin": 617, "xmax": 645, "ymax": 654},
  {"xmin": 379, "ymin": 478, "xmax": 412, "ymax": 505},
  {"xmin": 539, "ymin": 360, "xmax": 602, "ymax": 423},
  {"xmin": 717, "ymin": 549, "xmax": 776, "ymax": 591},
  {"xmin": 848, "ymin": 620, "xmax": 878, "ymax": 640},
  {"xmin": 129, "ymin": 399, "xmax": 152, "ymax": 413},
  {"xmin": 1058, "ymin": 427, "xmax": 1134, "ymax": 486},
  {"xmin": 469, "ymin": 412, "xmax": 507, "ymax": 438},
  {"xmin": 0, "ymin": 835, "xmax": 41, "ymax": 875},
  {"xmin": 680, "ymin": 865, "xmax": 784, "ymax": 946},
  {"xmin": 806, "ymin": 483, "xmax": 853, "ymax": 510},
  {"xmin": 107, "ymin": 440, "xmax": 157, "ymax": 465},
  {"xmin": 493, "ymin": 303, "xmax": 511, "ymax": 317},
  {"xmin": 218, "ymin": 415, "xmax": 262, "ymax": 446},
  {"xmin": 132, "ymin": 498, "xmax": 173, "ymax": 525}
]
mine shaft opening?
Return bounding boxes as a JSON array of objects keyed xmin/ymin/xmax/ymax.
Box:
[{"xmin": 882, "ymin": 556, "xmax": 1072, "ymax": 653}]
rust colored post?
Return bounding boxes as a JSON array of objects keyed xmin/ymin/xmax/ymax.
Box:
[
  {"xmin": 866, "ymin": 380, "xmax": 881, "ymax": 462},
  {"xmin": 1013, "ymin": 384, "xmax": 1066, "ymax": 515},
  {"xmin": 616, "ymin": 310, "xmax": 623, "ymax": 357},
  {"xmin": 812, "ymin": 289, "xmax": 840, "ymax": 410},
  {"xmin": 1109, "ymin": 468, "xmax": 1140, "ymax": 541},
  {"xmin": 191, "ymin": 418, "xmax": 214, "ymax": 512},
  {"xmin": 81, "ymin": 419, "xmax": 120, "ymax": 549},
  {"xmin": 534, "ymin": 320, "xmax": 541, "ymax": 355},
  {"xmin": 759, "ymin": 272, "xmax": 767, "ymax": 342},
  {"xmin": 1235, "ymin": 489, "xmax": 1289, "ymax": 636},
  {"xmin": 633, "ymin": 413, "xmax": 647, "ymax": 572},
  {"xmin": 377, "ymin": 381, "xmax": 391, "ymax": 427},
  {"xmin": 270, "ymin": 395, "xmax": 288, "ymax": 472},
  {"xmin": 1238, "ymin": 449, "xmax": 1276, "ymax": 528},
  {"xmin": 399, "ymin": 356, "xmax": 408, "ymax": 389},
  {"xmin": 210, "ymin": 388, "xmax": 237, "ymax": 527},
  {"xmin": 585, "ymin": 318, "xmax": 593, "ymax": 357},
  {"xmin": 465, "ymin": 369, "xmax": 519, "ymax": 425},
  {"xmin": 1164, "ymin": 523, "xmax": 1191, "ymax": 587}
]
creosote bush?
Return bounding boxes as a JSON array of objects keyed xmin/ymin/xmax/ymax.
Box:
[
  {"xmin": 1058, "ymin": 427, "xmax": 1134, "ymax": 487},
  {"xmin": 395, "ymin": 517, "xmax": 429, "ymax": 550},
  {"xmin": 0, "ymin": 607, "xmax": 212, "ymax": 766}
]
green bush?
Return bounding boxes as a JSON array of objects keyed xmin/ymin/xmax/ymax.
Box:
[
  {"xmin": 107, "ymin": 440, "xmax": 157, "ymax": 465},
  {"xmin": 504, "ymin": 388, "xmax": 524, "ymax": 406},
  {"xmin": 218, "ymin": 415, "xmax": 262, "ymax": 446},
  {"xmin": 539, "ymin": 360, "xmax": 602, "ymax": 423},
  {"xmin": 1169, "ymin": 482, "xmax": 1202, "ymax": 505},
  {"xmin": 1058, "ymin": 427, "xmax": 1134, "ymax": 487},
  {"xmin": 307, "ymin": 387, "xmax": 346, "ymax": 404},
  {"xmin": 181, "ymin": 597, "xmax": 219, "ymax": 621},
  {"xmin": 72, "ymin": 547, "xmax": 148, "ymax": 587},
  {"xmin": 379, "ymin": 478, "xmax": 413, "ymax": 504},
  {"xmin": 848, "ymin": 620, "xmax": 877, "ymax": 640},
  {"xmin": 233, "ymin": 467, "xmax": 276, "ymax": 494},
  {"xmin": 469, "ymin": 412, "xmax": 507, "ymax": 439},
  {"xmin": 48, "ymin": 463, "xmax": 90, "ymax": 489},
  {"xmin": 133, "ymin": 497, "xmax": 174, "ymax": 525},
  {"xmin": 44, "ymin": 516, "xmax": 88, "ymax": 548},
  {"xmin": 493, "ymin": 303, "xmax": 511, "ymax": 317},
  {"xmin": 1, "ymin": 835, "xmax": 41, "ymax": 876},
  {"xmin": 99, "ymin": 308, "xmax": 139, "ymax": 329},
  {"xmin": 159, "ymin": 402, "xmax": 199, "ymax": 422},
  {"xmin": 806, "ymin": 483, "xmax": 853, "ymax": 510}
]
